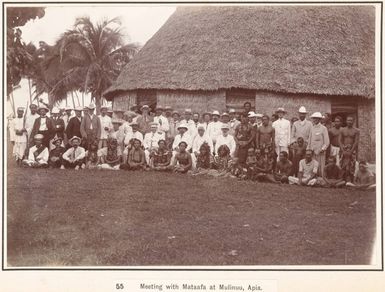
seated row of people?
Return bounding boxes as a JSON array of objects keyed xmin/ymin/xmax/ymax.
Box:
[{"xmin": 22, "ymin": 133, "xmax": 375, "ymax": 191}]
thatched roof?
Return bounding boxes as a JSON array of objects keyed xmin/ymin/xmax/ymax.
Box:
[{"xmin": 104, "ymin": 6, "xmax": 375, "ymax": 99}]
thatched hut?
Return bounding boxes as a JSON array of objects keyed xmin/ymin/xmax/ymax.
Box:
[{"xmin": 104, "ymin": 6, "xmax": 375, "ymax": 161}]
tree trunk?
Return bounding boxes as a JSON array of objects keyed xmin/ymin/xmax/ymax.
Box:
[
  {"xmin": 27, "ymin": 78, "xmax": 33, "ymax": 104},
  {"xmin": 71, "ymin": 92, "xmax": 76, "ymax": 109},
  {"xmin": 95, "ymin": 94, "xmax": 101, "ymax": 115}
]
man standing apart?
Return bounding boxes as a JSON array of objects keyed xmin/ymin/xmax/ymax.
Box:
[
  {"xmin": 328, "ymin": 116, "xmax": 343, "ymax": 166},
  {"xmin": 272, "ymin": 107, "xmax": 291, "ymax": 159},
  {"xmin": 80, "ymin": 103, "xmax": 101, "ymax": 150},
  {"xmin": 99, "ymin": 105, "xmax": 113, "ymax": 149},
  {"xmin": 291, "ymin": 106, "xmax": 312, "ymax": 143},
  {"xmin": 10, "ymin": 107, "xmax": 28, "ymax": 164},
  {"xmin": 307, "ymin": 112, "xmax": 330, "ymax": 176}
]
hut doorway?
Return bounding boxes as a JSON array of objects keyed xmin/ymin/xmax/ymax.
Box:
[
  {"xmin": 331, "ymin": 99, "xmax": 358, "ymax": 127},
  {"xmin": 136, "ymin": 89, "xmax": 157, "ymax": 112},
  {"xmin": 226, "ymin": 88, "xmax": 256, "ymax": 113}
]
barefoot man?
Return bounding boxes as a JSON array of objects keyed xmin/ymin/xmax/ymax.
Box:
[
  {"xmin": 339, "ymin": 115, "xmax": 360, "ymax": 182},
  {"xmin": 328, "ymin": 116, "xmax": 343, "ymax": 166},
  {"xmin": 256, "ymin": 114, "xmax": 275, "ymax": 155}
]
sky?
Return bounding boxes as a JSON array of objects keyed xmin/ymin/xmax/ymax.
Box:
[{"xmin": 7, "ymin": 5, "xmax": 176, "ymax": 116}]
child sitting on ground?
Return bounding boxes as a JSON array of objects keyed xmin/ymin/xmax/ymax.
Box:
[
  {"xmin": 189, "ymin": 142, "xmax": 213, "ymax": 175},
  {"xmin": 85, "ymin": 140, "xmax": 99, "ymax": 169},
  {"xmin": 207, "ymin": 144, "xmax": 233, "ymax": 177},
  {"xmin": 120, "ymin": 138, "xmax": 146, "ymax": 171},
  {"xmin": 255, "ymin": 147, "xmax": 276, "ymax": 183},
  {"xmin": 150, "ymin": 139, "xmax": 172, "ymax": 171},
  {"xmin": 289, "ymin": 136, "xmax": 307, "ymax": 177},
  {"xmin": 49, "ymin": 137, "xmax": 66, "ymax": 168},
  {"xmin": 346, "ymin": 161, "xmax": 376, "ymax": 190},
  {"xmin": 317, "ymin": 156, "xmax": 346, "ymax": 188},
  {"xmin": 98, "ymin": 138, "xmax": 122, "ymax": 170},
  {"xmin": 171, "ymin": 141, "xmax": 192, "ymax": 174},
  {"xmin": 273, "ymin": 151, "xmax": 293, "ymax": 183}
]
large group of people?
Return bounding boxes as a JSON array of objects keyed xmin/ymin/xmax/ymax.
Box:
[{"xmin": 8, "ymin": 101, "xmax": 375, "ymax": 190}]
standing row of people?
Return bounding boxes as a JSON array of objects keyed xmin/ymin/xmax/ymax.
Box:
[{"xmin": 9, "ymin": 101, "xmax": 370, "ymax": 190}]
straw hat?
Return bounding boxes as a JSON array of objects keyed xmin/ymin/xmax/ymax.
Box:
[
  {"xmin": 298, "ymin": 106, "xmax": 307, "ymax": 113},
  {"xmin": 310, "ymin": 112, "xmax": 323, "ymax": 119}
]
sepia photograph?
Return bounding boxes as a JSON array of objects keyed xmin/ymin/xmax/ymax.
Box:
[{"xmin": 3, "ymin": 2, "xmax": 381, "ymax": 270}]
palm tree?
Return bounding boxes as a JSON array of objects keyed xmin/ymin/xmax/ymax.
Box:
[{"xmin": 52, "ymin": 16, "xmax": 139, "ymax": 112}]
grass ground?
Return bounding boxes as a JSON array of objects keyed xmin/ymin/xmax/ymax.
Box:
[{"xmin": 6, "ymin": 158, "xmax": 376, "ymax": 267}]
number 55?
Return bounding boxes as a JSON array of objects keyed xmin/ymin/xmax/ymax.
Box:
[{"xmin": 116, "ymin": 283, "xmax": 124, "ymax": 290}]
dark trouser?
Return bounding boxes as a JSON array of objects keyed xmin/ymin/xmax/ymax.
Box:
[
  {"xmin": 236, "ymin": 146, "xmax": 249, "ymax": 164},
  {"xmin": 120, "ymin": 163, "xmax": 145, "ymax": 171},
  {"xmin": 63, "ymin": 159, "xmax": 84, "ymax": 169},
  {"xmin": 84, "ymin": 131, "xmax": 98, "ymax": 150},
  {"xmin": 49, "ymin": 158, "xmax": 63, "ymax": 168}
]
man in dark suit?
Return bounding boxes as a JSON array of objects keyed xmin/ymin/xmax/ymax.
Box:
[
  {"xmin": 66, "ymin": 106, "xmax": 83, "ymax": 147},
  {"xmin": 51, "ymin": 107, "xmax": 65, "ymax": 140},
  {"xmin": 80, "ymin": 103, "xmax": 101, "ymax": 150},
  {"xmin": 30, "ymin": 105, "xmax": 55, "ymax": 148}
]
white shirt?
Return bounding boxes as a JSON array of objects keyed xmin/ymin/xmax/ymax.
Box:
[
  {"xmin": 229, "ymin": 119, "xmax": 241, "ymax": 136},
  {"xmin": 172, "ymin": 133, "xmax": 193, "ymax": 151},
  {"xmin": 28, "ymin": 145, "xmax": 49, "ymax": 163},
  {"xmin": 272, "ymin": 118, "xmax": 291, "ymax": 147},
  {"xmin": 10, "ymin": 117, "xmax": 28, "ymax": 143},
  {"xmin": 154, "ymin": 115, "xmax": 170, "ymax": 133},
  {"xmin": 62, "ymin": 146, "xmax": 86, "ymax": 161},
  {"xmin": 89, "ymin": 114, "xmax": 95, "ymax": 130},
  {"xmin": 119, "ymin": 122, "xmax": 133, "ymax": 136},
  {"xmin": 39, "ymin": 116, "xmax": 48, "ymax": 131},
  {"xmin": 143, "ymin": 131, "xmax": 166, "ymax": 150},
  {"xmin": 124, "ymin": 131, "xmax": 144, "ymax": 146},
  {"xmin": 215, "ymin": 134, "xmax": 236, "ymax": 156},
  {"xmin": 99, "ymin": 115, "xmax": 113, "ymax": 139},
  {"xmin": 108, "ymin": 128, "xmax": 125, "ymax": 148},
  {"xmin": 25, "ymin": 113, "xmax": 39, "ymax": 137},
  {"xmin": 291, "ymin": 119, "xmax": 313, "ymax": 143},
  {"xmin": 180, "ymin": 119, "xmax": 197, "ymax": 138},
  {"xmin": 192, "ymin": 134, "xmax": 214, "ymax": 154},
  {"xmin": 206, "ymin": 121, "xmax": 223, "ymax": 143}
]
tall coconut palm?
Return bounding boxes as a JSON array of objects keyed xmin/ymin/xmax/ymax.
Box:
[{"xmin": 52, "ymin": 16, "xmax": 139, "ymax": 112}]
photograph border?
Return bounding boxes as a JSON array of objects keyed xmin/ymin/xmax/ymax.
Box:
[{"xmin": 1, "ymin": 0, "xmax": 383, "ymax": 272}]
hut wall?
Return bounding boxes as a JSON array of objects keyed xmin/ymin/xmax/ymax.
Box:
[
  {"xmin": 357, "ymin": 99, "xmax": 375, "ymax": 162},
  {"xmin": 254, "ymin": 91, "xmax": 332, "ymax": 118},
  {"xmin": 156, "ymin": 90, "xmax": 227, "ymax": 113},
  {"xmin": 112, "ymin": 91, "xmax": 137, "ymax": 111}
]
